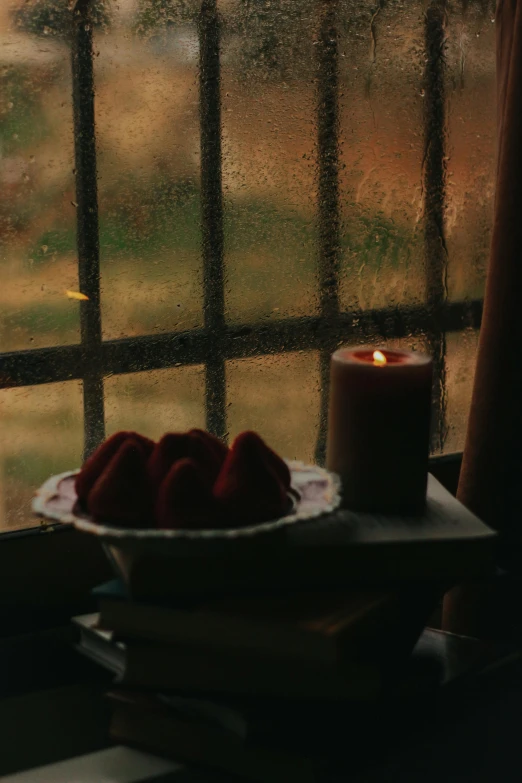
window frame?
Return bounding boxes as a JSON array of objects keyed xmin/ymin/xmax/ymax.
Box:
[{"xmin": 0, "ymin": 0, "xmax": 480, "ymax": 621}]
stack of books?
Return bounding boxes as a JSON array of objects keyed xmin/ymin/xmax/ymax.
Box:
[
  {"xmin": 74, "ymin": 582, "xmax": 440, "ymax": 781},
  {"xmin": 71, "ymin": 472, "xmax": 501, "ymax": 781}
]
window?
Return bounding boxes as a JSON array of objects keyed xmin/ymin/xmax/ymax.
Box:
[{"xmin": 0, "ymin": 0, "xmax": 495, "ymax": 533}]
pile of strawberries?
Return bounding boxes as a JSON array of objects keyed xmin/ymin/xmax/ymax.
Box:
[{"xmin": 75, "ymin": 429, "xmax": 293, "ymax": 530}]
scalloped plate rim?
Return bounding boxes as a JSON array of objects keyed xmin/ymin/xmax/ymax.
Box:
[{"xmin": 32, "ymin": 461, "xmax": 341, "ymax": 541}]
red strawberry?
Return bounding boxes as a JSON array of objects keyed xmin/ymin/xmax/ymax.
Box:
[
  {"xmin": 148, "ymin": 433, "xmax": 192, "ymax": 493},
  {"xmin": 88, "ymin": 438, "xmax": 153, "ymax": 527},
  {"xmin": 156, "ymin": 458, "xmax": 218, "ymax": 530},
  {"xmin": 229, "ymin": 431, "xmax": 291, "ymax": 489},
  {"xmin": 135, "ymin": 433, "xmax": 155, "ymax": 457},
  {"xmin": 213, "ymin": 431, "xmax": 290, "ymax": 525},
  {"xmin": 189, "ymin": 429, "xmax": 229, "ymax": 464},
  {"xmin": 148, "ymin": 431, "xmax": 227, "ymax": 496},
  {"xmin": 187, "ymin": 430, "xmax": 227, "ymax": 485},
  {"xmin": 75, "ymin": 431, "xmax": 154, "ymax": 506}
]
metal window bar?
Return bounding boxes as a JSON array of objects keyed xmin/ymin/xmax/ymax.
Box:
[
  {"xmin": 423, "ymin": 0, "xmax": 449, "ymax": 454},
  {"xmin": 72, "ymin": 0, "xmax": 105, "ymax": 460},
  {"xmin": 0, "ymin": 0, "xmax": 485, "ymax": 465},
  {"xmin": 199, "ymin": 0, "xmax": 227, "ymax": 441},
  {"xmin": 315, "ymin": 0, "xmax": 341, "ymax": 465}
]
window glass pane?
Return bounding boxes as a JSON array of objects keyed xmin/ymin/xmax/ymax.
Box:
[
  {"xmin": 338, "ymin": 0, "xmax": 425, "ymax": 312},
  {"xmin": 94, "ymin": 1, "xmax": 203, "ymax": 339},
  {"xmin": 445, "ymin": 329, "xmax": 479, "ymax": 454},
  {"xmin": 105, "ymin": 365, "xmax": 205, "ymax": 440},
  {"xmin": 439, "ymin": 1, "xmax": 495, "ymax": 454},
  {"xmin": 445, "ymin": 2, "xmax": 496, "ymax": 302},
  {"xmin": 0, "ymin": 0, "xmax": 499, "ymax": 538},
  {"xmin": 220, "ymin": 0, "xmax": 318, "ymax": 323},
  {"xmin": 1, "ymin": 1, "xmax": 80, "ymax": 351},
  {"xmin": 226, "ymin": 352, "xmax": 320, "ymax": 463},
  {"xmin": 0, "ymin": 381, "xmax": 83, "ymax": 530}
]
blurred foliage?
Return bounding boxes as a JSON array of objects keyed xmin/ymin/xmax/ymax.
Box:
[
  {"xmin": 134, "ymin": 0, "xmax": 198, "ymax": 36},
  {"xmin": 27, "ymin": 228, "xmax": 77, "ymax": 267},
  {"xmin": 3, "ymin": 303, "xmax": 78, "ymax": 339},
  {"xmin": 342, "ymin": 209, "xmax": 415, "ymax": 272},
  {"xmin": 6, "ymin": 451, "xmax": 79, "ymax": 488},
  {"xmin": 228, "ymin": 0, "xmax": 315, "ymax": 82},
  {"xmin": 0, "ymin": 64, "xmax": 51, "ymax": 246},
  {"xmin": 28, "ymin": 175, "xmax": 201, "ymax": 267},
  {"xmin": 27, "ymin": 168, "xmax": 412, "ymax": 278},
  {"xmin": 133, "ymin": 0, "xmax": 315, "ymax": 81},
  {"xmin": 12, "ymin": 0, "xmax": 111, "ymax": 39},
  {"xmin": 0, "ymin": 65, "xmax": 48, "ymax": 154}
]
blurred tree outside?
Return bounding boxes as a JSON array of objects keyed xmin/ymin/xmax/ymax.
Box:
[{"xmin": 12, "ymin": 0, "xmax": 111, "ymax": 38}]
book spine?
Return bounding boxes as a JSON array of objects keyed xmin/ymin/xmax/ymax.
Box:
[
  {"xmin": 100, "ymin": 602, "xmax": 333, "ymax": 664},
  {"xmin": 121, "ymin": 645, "xmax": 380, "ymax": 701}
]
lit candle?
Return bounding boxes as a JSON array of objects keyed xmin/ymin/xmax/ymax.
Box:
[{"xmin": 326, "ymin": 347, "xmax": 433, "ymax": 514}]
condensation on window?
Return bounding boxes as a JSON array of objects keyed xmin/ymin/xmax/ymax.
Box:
[
  {"xmin": 93, "ymin": 0, "xmax": 203, "ymax": 339},
  {"xmin": 338, "ymin": 0, "xmax": 426, "ymax": 314},
  {"xmin": 445, "ymin": 327, "xmax": 479, "ymax": 454},
  {"xmin": 445, "ymin": 2, "xmax": 496, "ymax": 304},
  {"xmin": 0, "ymin": 0, "xmax": 496, "ymax": 530},
  {"xmin": 335, "ymin": 0, "xmax": 495, "ymax": 452},
  {"xmin": 442, "ymin": 1, "xmax": 495, "ymax": 453},
  {"xmin": 1, "ymin": 1, "xmax": 80, "ymax": 352},
  {"xmin": 0, "ymin": 381, "xmax": 83, "ymax": 529},
  {"xmin": 221, "ymin": 0, "xmax": 318, "ymax": 323},
  {"xmin": 105, "ymin": 365, "xmax": 205, "ymax": 439},
  {"xmin": 226, "ymin": 351, "xmax": 320, "ymax": 463}
]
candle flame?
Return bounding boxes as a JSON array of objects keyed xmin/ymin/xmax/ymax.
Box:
[{"xmin": 373, "ymin": 350, "xmax": 387, "ymax": 367}]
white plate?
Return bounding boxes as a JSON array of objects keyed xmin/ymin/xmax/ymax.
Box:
[{"xmin": 32, "ymin": 461, "xmax": 341, "ymax": 543}]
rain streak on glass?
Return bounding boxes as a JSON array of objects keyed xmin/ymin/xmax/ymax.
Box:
[
  {"xmin": 443, "ymin": 0, "xmax": 496, "ymax": 453},
  {"xmin": 94, "ymin": 0, "xmax": 203, "ymax": 339},
  {"xmin": 338, "ymin": 0, "xmax": 426, "ymax": 314},
  {"xmin": 220, "ymin": 0, "xmax": 318, "ymax": 323}
]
